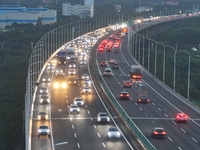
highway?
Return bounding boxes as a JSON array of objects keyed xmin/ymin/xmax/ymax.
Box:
[
  {"xmin": 96, "ymin": 34, "xmax": 200, "ymax": 150},
  {"xmin": 31, "ymin": 36, "xmax": 137, "ymax": 150}
]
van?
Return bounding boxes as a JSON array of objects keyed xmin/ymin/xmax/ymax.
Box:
[{"xmin": 103, "ymin": 68, "xmax": 112, "ymax": 77}]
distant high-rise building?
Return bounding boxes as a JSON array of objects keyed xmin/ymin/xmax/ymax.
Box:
[{"xmin": 62, "ymin": 0, "xmax": 94, "ymax": 18}]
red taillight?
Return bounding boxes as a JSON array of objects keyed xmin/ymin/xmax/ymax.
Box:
[
  {"xmin": 147, "ymin": 99, "xmax": 150, "ymax": 102},
  {"xmin": 162, "ymin": 131, "xmax": 166, "ymax": 135},
  {"xmin": 138, "ymin": 99, "xmax": 141, "ymax": 102},
  {"xmin": 154, "ymin": 131, "xmax": 158, "ymax": 134},
  {"xmin": 120, "ymin": 94, "xmax": 123, "ymax": 96},
  {"xmin": 185, "ymin": 116, "xmax": 188, "ymax": 119},
  {"xmin": 176, "ymin": 116, "xmax": 180, "ymax": 118},
  {"xmin": 127, "ymin": 94, "xmax": 130, "ymax": 97}
]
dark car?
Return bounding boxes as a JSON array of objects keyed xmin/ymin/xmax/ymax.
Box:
[
  {"xmin": 68, "ymin": 77, "xmax": 77, "ymax": 85},
  {"xmin": 151, "ymin": 127, "xmax": 166, "ymax": 139},
  {"xmin": 100, "ymin": 61, "xmax": 107, "ymax": 67},
  {"xmin": 112, "ymin": 63, "xmax": 119, "ymax": 69},
  {"xmin": 119, "ymin": 91, "xmax": 130, "ymax": 100}
]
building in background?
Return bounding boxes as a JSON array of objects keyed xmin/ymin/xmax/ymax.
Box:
[
  {"xmin": 0, "ymin": 5, "xmax": 56, "ymax": 28},
  {"xmin": 62, "ymin": 0, "xmax": 94, "ymax": 18}
]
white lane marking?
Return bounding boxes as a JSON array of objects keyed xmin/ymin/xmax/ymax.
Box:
[
  {"xmin": 74, "ymin": 133, "xmax": 77, "ymax": 138},
  {"xmin": 91, "ymin": 117, "xmax": 93, "ymax": 121},
  {"xmin": 145, "ymin": 113, "xmax": 148, "ymax": 117},
  {"xmin": 172, "ymin": 121, "xmax": 177, "ymax": 125},
  {"xmin": 85, "ymin": 105, "xmax": 88, "ymax": 108},
  {"xmin": 178, "ymin": 146, "xmax": 182, "ymax": 150},
  {"xmin": 94, "ymin": 125, "xmax": 96, "ymax": 128},
  {"xmin": 165, "ymin": 114, "xmax": 168, "ymax": 117},
  {"xmin": 191, "ymin": 137, "xmax": 197, "ymax": 142},
  {"xmin": 158, "ymin": 108, "xmax": 161, "ymax": 111},
  {"xmin": 118, "ymin": 82, "xmax": 120, "ymax": 84},
  {"xmin": 77, "ymin": 143, "xmax": 80, "ymax": 148},
  {"xmin": 152, "ymin": 102, "xmax": 155, "ymax": 105},
  {"xmin": 88, "ymin": 111, "xmax": 90, "ymax": 114},
  {"xmin": 168, "ymin": 136, "xmax": 173, "ymax": 141},
  {"xmin": 151, "ymin": 120, "xmax": 155, "ymax": 124},
  {"xmin": 102, "ymin": 143, "xmax": 106, "ymax": 147},
  {"xmin": 72, "ymin": 125, "xmax": 74, "ymax": 129},
  {"xmin": 97, "ymin": 133, "xmax": 101, "ymax": 137},
  {"xmin": 139, "ymin": 107, "xmax": 143, "ymax": 111},
  {"xmin": 181, "ymin": 128, "xmax": 186, "ymax": 133}
]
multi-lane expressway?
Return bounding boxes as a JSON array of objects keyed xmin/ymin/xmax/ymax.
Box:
[
  {"xmin": 96, "ymin": 34, "xmax": 200, "ymax": 150},
  {"xmin": 31, "ymin": 36, "xmax": 141, "ymax": 150}
]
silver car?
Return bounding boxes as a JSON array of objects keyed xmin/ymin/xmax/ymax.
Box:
[
  {"xmin": 42, "ymin": 76, "xmax": 51, "ymax": 82},
  {"xmin": 39, "ymin": 87, "xmax": 49, "ymax": 94},
  {"xmin": 69, "ymin": 63, "xmax": 76, "ymax": 68},
  {"xmin": 38, "ymin": 125, "xmax": 50, "ymax": 137},
  {"xmin": 68, "ymin": 69, "xmax": 76, "ymax": 75},
  {"xmin": 97, "ymin": 112, "xmax": 110, "ymax": 123},
  {"xmin": 107, "ymin": 127, "xmax": 121, "ymax": 139},
  {"xmin": 82, "ymin": 86, "xmax": 91, "ymax": 94},
  {"xmin": 69, "ymin": 104, "xmax": 80, "ymax": 114},
  {"xmin": 82, "ymin": 74, "xmax": 89, "ymax": 80},
  {"xmin": 80, "ymin": 59, "xmax": 86, "ymax": 65},
  {"xmin": 73, "ymin": 97, "xmax": 85, "ymax": 106},
  {"xmin": 40, "ymin": 94, "xmax": 50, "ymax": 104},
  {"xmin": 55, "ymin": 68, "xmax": 63, "ymax": 75},
  {"xmin": 83, "ymin": 79, "xmax": 91, "ymax": 86}
]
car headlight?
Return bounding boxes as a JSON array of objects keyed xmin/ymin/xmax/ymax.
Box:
[
  {"xmin": 45, "ymin": 115, "xmax": 48, "ymax": 119},
  {"xmin": 97, "ymin": 118, "xmax": 100, "ymax": 121},
  {"xmin": 38, "ymin": 116, "xmax": 41, "ymax": 119},
  {"xmin": 40, "ymin": 90, "xmax": 42, "ymax": 92},
  {"xmin": 107, "ymin": 117, "xmax": 110, "ymax": 121},
  {"xmin": 107, "ymin": 132, "xmax": 111, "ymax": 136},
  {"xmin": 77, "ymin": 108, "xmax": 80, "ymax": 111},
  {"xmin": 83, "ymin": 89, "xmax": 85, "ymax": 92},
  {"xmin": 70, "ymin": 108, "xmax": 73, "ymax": 111},
  {"xmin": 61, "ymin": 83, "xmax": 67, "ymax": 88},
  {"xmin": 54, "ymin": 83, "xmax": 59, "ymax": 88},
  {"xmin": 47, "ymin": 129, "xmax": 50, "ymax": 133},
  {"xmin": 47, "ymin": 99, "xmax": 50, "ymax": 103},
  {"xmin": 42, "ymin": 79, "xmax": 45, "ymax": 81},
  {"xmin": 117, "ymin": 132, "xmax": 120, "ymax": 136},
  {"xmin": 40, "ymin": 99, "xmax": 43, "ymax": 103},
  {"xmin": 38, "ymin": 130, "xmax": 41, "ymax": 133}
]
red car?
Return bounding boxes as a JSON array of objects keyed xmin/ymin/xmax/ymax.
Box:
[
  {"xmin": 151, "ymin": 127, "xmax": 166, "ymax": 139},
  {"xmin": 100, "ymin": 61, "xmax": 107, "ymax": 67},
  {"xmin": 119, "ymin": 91, "xmax": 130, "ymax": 100},
  {"xmin": 175, "ymin": 113, "xmax": 188, "ymax": 123},
  {"xmin": 123, "ymin": 80, "xmax": 132, "ymax": 88}
]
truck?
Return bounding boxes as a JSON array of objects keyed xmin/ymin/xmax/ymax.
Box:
[
  {"xmin": 57, "ymin": 50, "xmax": 67, "ymax": 65},
  {"xmin": 130, "ymin": 65, "xmax": 143, "ymax": 79},
  {"xmin": 135, "ymin": 83, "xmax": 149, "ymax": 103}
]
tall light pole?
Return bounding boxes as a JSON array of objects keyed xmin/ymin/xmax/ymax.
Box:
[
  {"xmin": 179, "ymin": 50, "xmax": 190, "ymax": 100},
  {"xmin": 166, "ymin": 45, "xmax": 176, "ymax": 90},
  {"xmin": 40, "ymin": 141, "xmax": 68, "ymax": 150},
  {"xmin": 151, "ymin": 39, "xmax": 157, "ymax": 76},
  {"xmin": 157, "ymin": 42, "xmax": 166, "ymax": 83}
]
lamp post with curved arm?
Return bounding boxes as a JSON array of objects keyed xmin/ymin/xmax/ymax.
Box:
[
  {"xmin": 179, "ymin": 50, "xmax": 190, "ymax": 100},
  {"xmin": 166, "ymin": 45, "xmax": 176, "ymax": 90},
  {"xmin": 39, "ymin": 141, "xmax": 68, "ymax": 150}
]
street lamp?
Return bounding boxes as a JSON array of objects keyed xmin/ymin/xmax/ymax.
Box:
[
  {"xmin": 40, "ymin": 141, "xmax": 68, "ymax": 150},
  {"xmin": 179, "ymin": 50, "xmax": 190, "ymax": 100},
  {"xmin": 166, "ymin": 45, "xmax": 176, "ymax": 90}
]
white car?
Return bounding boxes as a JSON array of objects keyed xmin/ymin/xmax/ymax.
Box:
[
  {"xmin": 84, "ymin": 79, "xmax": 91, "ymax": 86},
  {"xmin": 40, "ymin": 94, "xmax": 50, "ymax": 104},
  {"xmin": 69, "ymin": 63, "xmax": 76, "ymax": 68},
  {"xmin": 38, "ymin": 125, "xmax": 50, "ymax": 137},
  {"xmin": 39, "ymin": 87, "xmax": 49, "ymax": 94},
  {"xmin": 68, "ymin": 69, "xmax": 76, "ymax": 75},
  {"xmin": 81, "ymin": 86, "xmax": 91, "ymax": 94},
  {"xmin": 73, "ymin": 97, "xmax": 85, "ymax": 106},
  {"xmin": 82, "ymin": 74, "xmax": 89, "ymax": 80},
  {"xmin": 69, "ymin": 104, "xmax": 80, "ymax": 114},
  {"xmin": 80, "ymin": 59, "xmax": 87, "ymax": 65},
  {"xmin": 55, "ymin": 68, "xmax": 63, "ymax": 75},
  {"xmin": 107, "ymin": 127, "xmax": 121, "ymax": 139},
  {"xmin": 47, "ymin": 64, "xmax": 55, "ymax": 71},
  {"xmin": 42, "ymin": 76, "xmax": 50, "ymax": 82},
  {"xmin": 97, "ymin": 112, "xmax": 110, "ymax": 123}
]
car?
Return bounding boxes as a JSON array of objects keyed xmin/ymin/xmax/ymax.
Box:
[
  {"xmin": 100, "ymin": 61, "xmax": 107, "ymax": 67},
  {"xmin": 73, "ymin": 97, "xmax": 85, "ymax": 106},
  {"xmin": 123, "ymin": 80, "xmax": 132, "ymax": 88},
  {"xmin": 69, "ymin": 63, "xmax": 76, "ymax": 68},
  {"xmin": 107, "ymin": 127, "xmax": 121, "ymax": 139},
  {"xmin": 103, "ymin": 68, "xmax": 113, "ymax": 77},
  {"xmin": 97, "ymin": 112, "xmax": 110, "ymax": 123},
  {"xmin": 55, "ymin": 68, "xmax": 64, "ymax": 75},
  {"xmin": 83, "ymin": 79, "xmax": 91, "ymax": 86},
  {"xmin": 38, "ymin": 125, "xmax": 50, "ymax": 137},
  {"xmin": 81, "ymin": 86, "xmax": 91, "ymax": 94},
  {"xmin": 50, "ymin": 59, "xmax": 57, "ymax": 65},
  {"xmin": 80, "ymin": 59, "xmax": 87, "ymax": 65},
  {"xmin": 39, "ymin": 87, "xmax": 49, "ymax": 94},
  {"xmin": 175, "ymin": 113, "xmax": 188, "ymax": 123},
  {"xmin": 40, "ymin": 94, "xmax": 50, "ymax": 104},
  {"xmin": 38, "ymin": 112, "xmax": 48, "ymax": 120},
  {"xmin": 82, "ymin": 74, "xmax": 89, "ymax": 80},
  {"xmin": 112, "ymin": 63, "xmax": 119, "ymax": 69},
  {"xmin": 151, "ymin": 127, "xmax": 166, "ymax": 139},
  {"xmin": 69, "ymin": 104, "xmax": 80, "ymax": 114},
  {"xmin": 53, "ymin": 74, "xmax": 67, "ymax": 89},
  {"xmin": 42, "ymin": 76, "xmax": 51, "ymax": 82},
  {"xmin": 119, "ymin": 91, "xmax": 130, "ymax": 100},
  {"xmin": 68, "ymin": 77, "xmax": 77, "ymax": 85},
  {"xmin": 109, "ymin": 59, "xmax": 116, "ymax": 64},
  {"xmin": 47, "ymin": 63, "xmax": 55, "ymax": 71},
  {"xmin": 68, "ymin": 69, "xmax": 76, "ymax": 75}
]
